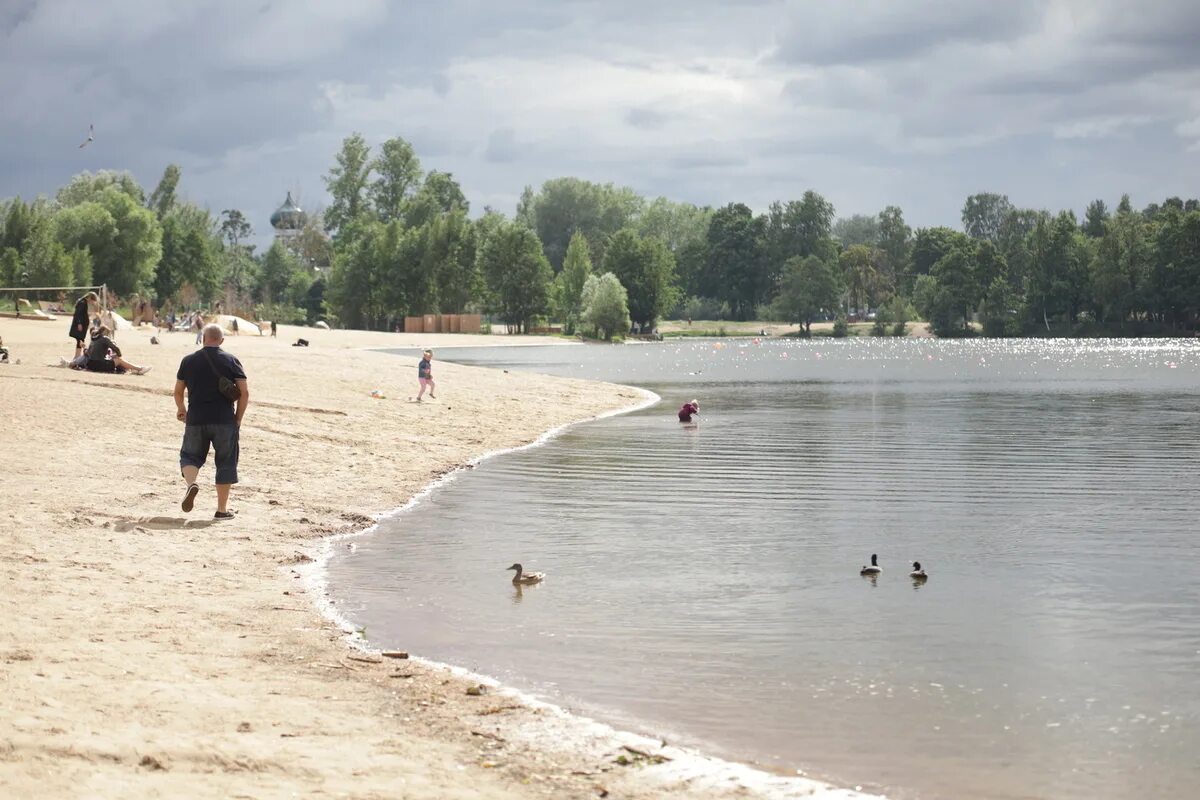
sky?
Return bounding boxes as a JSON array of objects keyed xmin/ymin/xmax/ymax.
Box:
[{"xmin": 2, "ymin": 0, "xmax": 1199, "ymax": 249}]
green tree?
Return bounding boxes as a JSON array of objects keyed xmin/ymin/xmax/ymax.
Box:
[
  {"xmin": 156, "ymin": 214, "xmax": 221, "ymax": 302},
  {"xmin": 580, "ymin": 272, "xmax": 630, "ymax": 341},
  {"xmin": 635, "ymin": 197, "xmax": 712, "ymax": 253},
  {"xmin": 2, "ymin": 199, "xmax": 33, "ymax": 252},
  {"xmin": 979, "ymin": 276, "xmax": 1024, "ymax": 337},
  {"xmin": 219, "ymin": 209, "xmax": 253, "ymax": 250},
  {"xmin": 370, "ymin": 136, "xmax": 422, "ymax": 223},
  {"xmin": 80, "ymin": 188, "xmax": 162, "ymax": 294},
  {"xmin": 529, "ymin": 178, "xmax": 644, "ymax": 270},
  {"xmin": 973, "ymin": 240, "xmax": 1008, "ymax": 301},
  {"xmin": 907, "ymin": 226, "xmax": 970, "ymax": 291},
  {"xmin": 833, "ymin": 214, "xmax": 880, "ymax": 247},
  {"xmin": 771, "ymin": 255, "xmax": 840, "ymax": 335},
  {"xmin": 57, "ymin": 170, "xmax": 145, "ymax": 207},
  {"xmin": 1, "ymin": 248, "xmax": 20, "ymax": 285},
  {"xmin": 258, "ymin": 240, "xmax": 303, "ymax": 304},
  {"xmin": 22, "ymin": 216, "xmax": 76, "ymax": 287},
  {"xmin": 877, "ymin": 206, "xmax": 911, "ymax": 287},
  {"xmin": 702, "ymin": 203, "xmax": 768, "ymax": 320},
  {"xmin": 930, "ymin": 248, "xmax": 977, "ymax": 331},
  {"xmin": 603, "ymin": 229, "xmax": 676, "ymax": 329},
  {"xmin": 324, "ymin": 133, "xmax": 373, "ymax": 233},
  {"xmin": 427, "ymin": 209, "xmax": 478, "ymax": 313},
  {"xmin": 1091, "ymin": 206, "xmax": 1148, "ymax": 324},
  {"xmin": 479, "ymin": 221, "xmax": 552, "ymax": 333},
  {"xmin": 553, "ymin": 231, "xmax": 593, "ymax": 334},
  {"xmin": 1082, "ymin": 199, "xmax": 1109, "ymax": 239},
  {"xmin": 146, "ymin": 164, "xmax": 181, "ymax": 219},
  {"xmin": 962, "ymin": 192, "xmax": 1014, "ymax": 241},
  {"xmin": 405, "ymin": 170, "xmax": 467, "ymax": 229},
  {"xmin": 839, "ymin": 244, "xmax": 881, "ymax": 313}
]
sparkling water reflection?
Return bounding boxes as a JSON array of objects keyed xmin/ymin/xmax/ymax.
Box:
[{"xmin": 328, "ymin": 339, "xmax": 1200, "ymax": 800}]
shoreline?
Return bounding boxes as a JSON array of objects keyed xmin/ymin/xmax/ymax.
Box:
[
  {"xmin": 0, "ymin": 318, "xmax": 871, "ymax": 799},
  {"xmin": 305, "ymin": 378, "xmax": 880, "ymax": 800}
]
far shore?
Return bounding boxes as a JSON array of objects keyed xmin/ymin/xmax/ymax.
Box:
[{"xmin": 0, "ymin": 317, "xmax": 864, "ymax": 799}]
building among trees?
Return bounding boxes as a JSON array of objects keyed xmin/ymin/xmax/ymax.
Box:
[{"xmin": 270, "ymin": 192, "xmax": 306, "ymax": 246}]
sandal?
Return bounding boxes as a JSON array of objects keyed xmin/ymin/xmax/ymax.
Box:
[{"xmin": 181, "ymin": 483, "xmax": 199, "ymax": 513}]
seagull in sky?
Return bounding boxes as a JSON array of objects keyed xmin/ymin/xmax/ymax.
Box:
[{"xmin": 79, "ymin": 124, "xmax": 93, "ymax": 148}]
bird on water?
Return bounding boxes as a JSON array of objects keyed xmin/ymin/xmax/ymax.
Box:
[
  {"xmin": 909, "ymin": 561, "xmax": 927, "ymax": 580},
  {"xmin": 860, "ymin": 554, "xmax": 882, "ymax": 576},
  {"xmin": 507, "ymin": 563, "xmax": 545, "ymax": 585}
]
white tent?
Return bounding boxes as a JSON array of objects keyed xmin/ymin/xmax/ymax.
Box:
[
  {"xmin": 214, "ymin": 314, "xmax": 261, "ymax": 335},
  {"xmin": 104, "ymin": 310, "xmax": 134, "ymax": 331}
]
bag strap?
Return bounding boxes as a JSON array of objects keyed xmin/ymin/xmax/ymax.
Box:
[{"xmin": 200, "ymin": 347, "xmax": 227, "ymax": 381}]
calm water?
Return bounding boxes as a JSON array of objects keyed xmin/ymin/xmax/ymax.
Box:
[{"xmin": 328, "ymin": 339, "xmax": 1200, "ymax": 800}]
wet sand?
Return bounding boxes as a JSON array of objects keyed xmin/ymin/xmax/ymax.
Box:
[{"xmin": 0, "ymin": 317, "xmax": 865, "ymax": 799}]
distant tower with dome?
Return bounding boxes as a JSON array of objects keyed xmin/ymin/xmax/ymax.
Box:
[{"xmin": 270, "ymin": 191, "xmax": 307, "ymax": 244}]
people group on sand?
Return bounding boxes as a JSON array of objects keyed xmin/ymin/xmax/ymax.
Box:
[
  {"xmin": 415, "ymin": 349, "xmax": 436, "ymax": 402},
  {"xmin": 175, "ymin": 323, "xmax": 249, "ymax": 520},
  {"xmin": 85, "ymin": 325, "xmax": 151, "ymax": 375}
]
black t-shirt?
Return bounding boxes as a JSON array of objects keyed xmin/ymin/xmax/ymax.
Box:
[{"xmin": 177, "ymin": 346, "xmax": 247, "ymax": 425}]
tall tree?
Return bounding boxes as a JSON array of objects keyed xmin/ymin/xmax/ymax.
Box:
[
  {"xmin": 258, "ymin": 240, "xmax": 303, "ymax": 304},
  {"xmin": 580, "ymin": 272, "xmax": 630, "ymax": 341},
  {"xmin": 479, "ymin": 221, "xmax": 552, "ymax": 333},
  {"xmin": 771, "ymin": 255, "xmax": 840, "ymax": 335},
  {"xmin": 603, "ymin": 229, "xmax": 676, "ymax": 329},
  {"xmin": 908, "ymin": 227, "xmax": 970, "ymax": 290},
  {"xmin": 702, "ymin": 203, "xmax": 768, "ymax": 320},
  {"xmin": 553, "ymin": 231, "xmax": 593, "ymax": 333},
  {"xmin": 1091, "ymin": 207, "xmax": 1148, "ymax": 324},
  {"xmin": 219, "ymin": 209, "xmax": 252, "ymax": 251},
  {"xmin": 323, "ymin": 133, "xmax": 373, "ymax": 233},
  {"xmin": 57, "ymin": 170, "xmax": 145, "ymax": 207},
  {"xmin": 962, "ymin": 192, "xmax": 1014, "ymax": 241},
  {"xmin": 833, "ymin": 214, "xmax": 880, "ymax": 248},
  {"xmin": 146, "ymin": 164, "xmax": 181, "ymax": 219},
  {"xmin": 529, "ymin": 178, "xmax": 643, "ymax": 270},
  {"xmin": 404, "ymin": 170, "xmax": 467, "ymax": 229},
  {"xmin": 1082, "ymin": 199, "xmax": 1110, "ymax": 239},
  {"xmin": 876, "ymin": 205, "xmax": 911, "ymax": 292},
  {"xmin": 839, "ymin": 244, "xmax": 880, "ymax": 312},
  {"xmin": 370, "ymin": 136, "xmax": 422, "ymax": 223}
]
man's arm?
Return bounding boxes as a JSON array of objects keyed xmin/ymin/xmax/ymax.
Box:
[
  {"xmin": 234, "ymin": 379, "xmax": 250, "ymax": 425},
  {"xmin": 174, "ymin": 379, "xmax": 187, "ymax": 421}
]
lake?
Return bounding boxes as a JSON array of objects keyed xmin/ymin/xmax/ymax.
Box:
[{"xmin": 326, "ymin": 338, "xmax": 1200, "ymax": 800}]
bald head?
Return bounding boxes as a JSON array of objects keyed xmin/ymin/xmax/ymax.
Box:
[{"xmin": 202, "ymin": 323, "xmax": 225, "ymax": 345}]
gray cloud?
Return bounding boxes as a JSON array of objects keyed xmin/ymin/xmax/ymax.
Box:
[{"xmin": 1, "ymin": 0, "xmax": 1199, "ymax": 251}]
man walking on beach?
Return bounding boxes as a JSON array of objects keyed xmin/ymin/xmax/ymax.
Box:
[{"xmin": 175, "ymin": 323, "xmax": 249, "ymax": 520}]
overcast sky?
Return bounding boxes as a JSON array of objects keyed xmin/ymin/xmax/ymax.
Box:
[{"xmin": 2, "ymin": 0, "xmax": 1198, "ymax": 248}]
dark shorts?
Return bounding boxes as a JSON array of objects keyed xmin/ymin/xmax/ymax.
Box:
[
  {"xmin": 86, "ymin": 359, "xmax": 124, "ymax": 374},
  {"xmin": 180, "ymin": 423, "xmax": 240, "ymax": 484}
]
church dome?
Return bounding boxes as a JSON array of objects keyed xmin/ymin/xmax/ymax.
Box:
[{"xmin": 270, "ymin": 192, "xmax": 306, "ymax": 230}]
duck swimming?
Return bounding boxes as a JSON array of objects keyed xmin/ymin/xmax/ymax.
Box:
[
  {"xmin": 860, "ymin": 554, "xmax": 881, "ymax": 576},
  {"xmin": 507, "ymin": 563, "xmax": 545, "ymax": 585},
  {"xmin": 909, "ymin": 561, "xmax": 927, "ymax": 580}
]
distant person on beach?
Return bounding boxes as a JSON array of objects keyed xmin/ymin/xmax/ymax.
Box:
[
  {"xmin": 270, "ymin": 320, "xmax": 277, "ymax": 338},
  {"xmin": 193, "ymin": 314, "xmax": 204, "ymax": 345},
  {"xmin": 69, "ymin": 292, "xmax": 99, "ymax": 359},
  {"xmin": 678, "ymin": 399, "xmax": 700, "ymax": 422},
  {"xmin": 85, "ymin": 325, "xmax": 151, "ymax": 375},
  {"xmin": 416, "ymin": 349, "xmax": 436, "ymax": 401},
  {"xmin": 175, "ymin": 323, "xmax": 249, "ymax": 520}
]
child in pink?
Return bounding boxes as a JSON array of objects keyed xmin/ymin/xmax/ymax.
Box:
[{"xmin": 417, "ymin": 349, "xmax": 436, "ymax": 401}]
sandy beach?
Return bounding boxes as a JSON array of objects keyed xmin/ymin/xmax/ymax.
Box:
[{"xmin": 0, "ymin": 317, "xmax": 865, "ymax": 800}]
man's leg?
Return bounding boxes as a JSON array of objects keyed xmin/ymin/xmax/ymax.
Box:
[
  {"xmin": 179, "ymin": 426, "xmax": 207, "ymax": 513},
  {"xmin": 211, "ymin": 424, "xmax": 240, "ymax": 518},
  {"xmin": 216, "ymin": 483, "xmax": 231, "ymax": 513}
]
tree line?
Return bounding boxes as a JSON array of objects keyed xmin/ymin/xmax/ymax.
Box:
[
  {"xmin": 5, "ymin": 133, "xmax": 1199, "ymax": 338},
  {"xmin": 1, "ymin": 167, "xmax": 331, "ymax": 323}
]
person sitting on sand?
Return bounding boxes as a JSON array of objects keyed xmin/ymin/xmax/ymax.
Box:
[
  {"xmin": 678, "ymin": 399, "xmax": 700, "ymax": 422},
  {"xmin": 416, "ymin": 349, "xmax": 436, "ymax": 401},
  {"xmin": 85, "ymin": 325, "xmax": 151, "ymax": 375}
]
